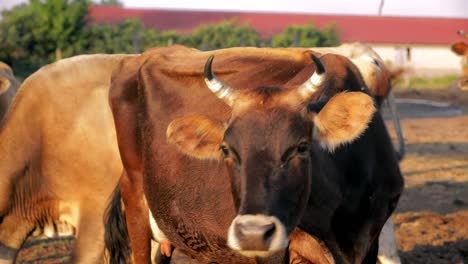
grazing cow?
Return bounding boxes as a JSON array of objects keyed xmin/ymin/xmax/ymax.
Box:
[
  {"xmin": 0, "ymin": 54, "xmax": 133, "ymax": 263},
  {"xmin": 106, "ymin": 47, "xmax": 403, "ymax": 263},
  {"xmin": 0, "ymin": 62, "xmax": 20, "ymax": 122},
  {"xmin": 451, "ymin": 41, "xmax": 468, "ymax": 90}
]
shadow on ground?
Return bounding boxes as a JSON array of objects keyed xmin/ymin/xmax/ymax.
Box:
[
  {"xmin": 16, "ymin": 236, "xmax": 73, "ymax": 264},
  {"xmin": 399, "ymin": 239, "xmax": 468, "ymax": 264},
  {"xmin": 396, "ymin": 182, "xmax": 468, "ymax": 215}
]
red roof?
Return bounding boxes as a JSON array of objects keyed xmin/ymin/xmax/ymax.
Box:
[{"xmin": 88, "ymin": 6, "xmax": 468, "ymax": 45}]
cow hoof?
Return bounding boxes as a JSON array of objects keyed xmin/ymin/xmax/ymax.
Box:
[
  {"xmin": 56, "ymin": 221, "xmax": 75, "ymax": 236},
  {"xmin": 43, "ymin": 223, "xmax": 56, "ymax": 238}
]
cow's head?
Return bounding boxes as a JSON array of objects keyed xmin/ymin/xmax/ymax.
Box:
[
  {"xmin": 167, "ymin": 54, "xmax": 376, "ymax": 256},
  {"xmin": 0, "ymin": 63, "xmax": 14, "ymax": 95},
  {"xmin": 451, "ymin": 42, "xmax": 468, "ymax": 90},
  {"xmin": 451, "ymin": 41, "xmax": 468, "ymax": 57}
]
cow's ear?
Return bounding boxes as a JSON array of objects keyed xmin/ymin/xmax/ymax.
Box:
[
  {"xmin": 167, "ymin": 115, "xmax": 225, "ymax": 160},
  {"xmin": 0, "ymin": 76, "xmax": 10, "ymax": 94},
  {"xmin": 309, "ymin": 92, "xmax": 376, "ymax": 152},
  {"xmin": 451, "ymin": 41, "xmax": 468, "ymax": 55}
]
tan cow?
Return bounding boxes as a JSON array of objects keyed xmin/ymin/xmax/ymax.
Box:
[
  {"xmin": 0, "ymin": 54, "xmax": 132, "ymax": 263},
  {"xmin": 0, "ymin": 62, "xmax": 20, "ymax": 122}
]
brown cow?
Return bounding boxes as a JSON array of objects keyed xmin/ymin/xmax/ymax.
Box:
[
  {"xmin": 106, "ymin": 47, "xmax": 403, "ymax": 264},
  {"xmin": 0, "ymin": 54, "xmax": 133, "ymax": 263},
  {"xmin": 312, "ymin": 42, "xmax": 392, "ymax": 105},
  {"xmin": 106, "ymin": 46, "xmax": 318, "ymax": 264},
  {"xmin": 0, "ymin": 62, "xmax": 20, "ymax": 122},
  {"xmin": 451, "ymin": 41, "xmax": 468, "ymax": 90}
]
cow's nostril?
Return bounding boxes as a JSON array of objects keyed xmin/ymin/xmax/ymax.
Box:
[{"xmin": 263, "ymin": 223, "xmax": 276, "ymax": 241}]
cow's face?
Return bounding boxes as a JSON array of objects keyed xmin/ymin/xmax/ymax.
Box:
[{"xmin": 167, "ymin": 55, "xmax": 376, "ymax": 256}]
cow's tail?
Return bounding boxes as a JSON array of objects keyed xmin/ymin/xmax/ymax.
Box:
[{"xmin": 104, "ymin": 182, "xmax": 132, "ymax": 264}]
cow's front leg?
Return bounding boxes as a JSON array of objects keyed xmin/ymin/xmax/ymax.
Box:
[{"xmin": 121, "ymin": 171, "xmax": 153, "ymax": 264}]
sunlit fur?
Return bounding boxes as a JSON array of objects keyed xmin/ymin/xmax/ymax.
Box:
[
  {"xmin": 312, "ymin": 92, "xmax": 376, "ymax": 152},
  {"xmin": 289, "ymin": 228, "xmax": 335, "ymax": 264}
]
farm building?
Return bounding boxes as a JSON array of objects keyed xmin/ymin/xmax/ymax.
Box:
[{"xmin": 89, "ymin": 7, "xmax": 468, "ymax": 77}]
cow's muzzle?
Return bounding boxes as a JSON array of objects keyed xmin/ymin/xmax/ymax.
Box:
[{"xmin": 227, "ymin": 214, "xmax": 288, "ymax": 256}]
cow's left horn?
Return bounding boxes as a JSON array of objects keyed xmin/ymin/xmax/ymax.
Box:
[
  {"xmin": 298, "ymin": 54, "xmax": 326, "ymax": 100},
  {"xmin": 204, "ymin": 55, "xmax": 236, "ymax": 106}
]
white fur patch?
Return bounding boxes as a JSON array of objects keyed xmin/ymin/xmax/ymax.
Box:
[
  {"xmin": 378, "ymin": 219, "xmax": 401, "ymax": 264},
  {"xmin": 311, "ymin": 72, "xmax": 325, "ymax": 87},
  {"xmin": 149, "ymin": 210, "xmax": 169, "ymax": 243}
]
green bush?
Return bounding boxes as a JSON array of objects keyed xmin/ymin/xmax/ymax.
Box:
[
  {"xmin": 185, "ymin": 20, "xmax": 262, "ymax": 50},
  {"xmin": 394, "ymin": 75, "xmax": 459, "ymax": 90},
  {"xmin": 272, "ymin": 23, "xmax": 340, "ymax": 47}
]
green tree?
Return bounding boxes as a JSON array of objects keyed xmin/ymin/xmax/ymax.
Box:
[
  {"xmin": 272, "ymin": 23, "xmax": 340, "ymax": 47},
  {"xmin": 82, "ymin": 19, "xmax": 177, "ymax": 54},
  {"xmin": 0, "ymin": 0, "xmax": 90, "ymax": 78},
  {"xmin": 30, "ymin": 0, "xmax": 90, "ymax": 60},
  {"xmin": 83, "ymin": 19, "xmax": 144, "ymax": 53},
  {"xmin": 0, "ymin": 4, "xmax": 41, "ymax": 75},
  {"xmin": 186, "ymin": 20, "xmax": 261, "ymax": 50},
  {"xmin": 97, "ymin": 0, "xmax": 122, "ymax": 6}
]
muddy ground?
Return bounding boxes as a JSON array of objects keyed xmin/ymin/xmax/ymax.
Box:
[{"xmin": 14, "ymin": 88, "xmax": 468, "ymax": 263}]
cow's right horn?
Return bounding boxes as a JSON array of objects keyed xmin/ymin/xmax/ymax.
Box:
[
  {"xmin": 204, "ymin": 55, "xmax": 236, "ymax": 106},
  {"xmin": 297, "ymin": 54, "xmax": 326, "ymax": 100}
]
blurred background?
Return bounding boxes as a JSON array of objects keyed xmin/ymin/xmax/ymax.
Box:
[{"xmin": 1, "ymin": 1, "xmax": 467, "ymax": 263}]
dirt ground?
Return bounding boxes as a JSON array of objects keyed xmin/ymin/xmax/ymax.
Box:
[
  {"xmin": 385, "ymin": 89, "xmax": 468, "ymax": 264},
  {"xmin": 14, "ymin": 88, "xmax": 468, "ymax": 263}
]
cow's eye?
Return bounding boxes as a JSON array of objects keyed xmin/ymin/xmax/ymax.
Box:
[
  {"xmin": 220, "ymin": 145, "xmax": 230, "ymax": 157},
  {"xmin": 296, "ymin": 142, "xmax": 309, "ymax": 154}
]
